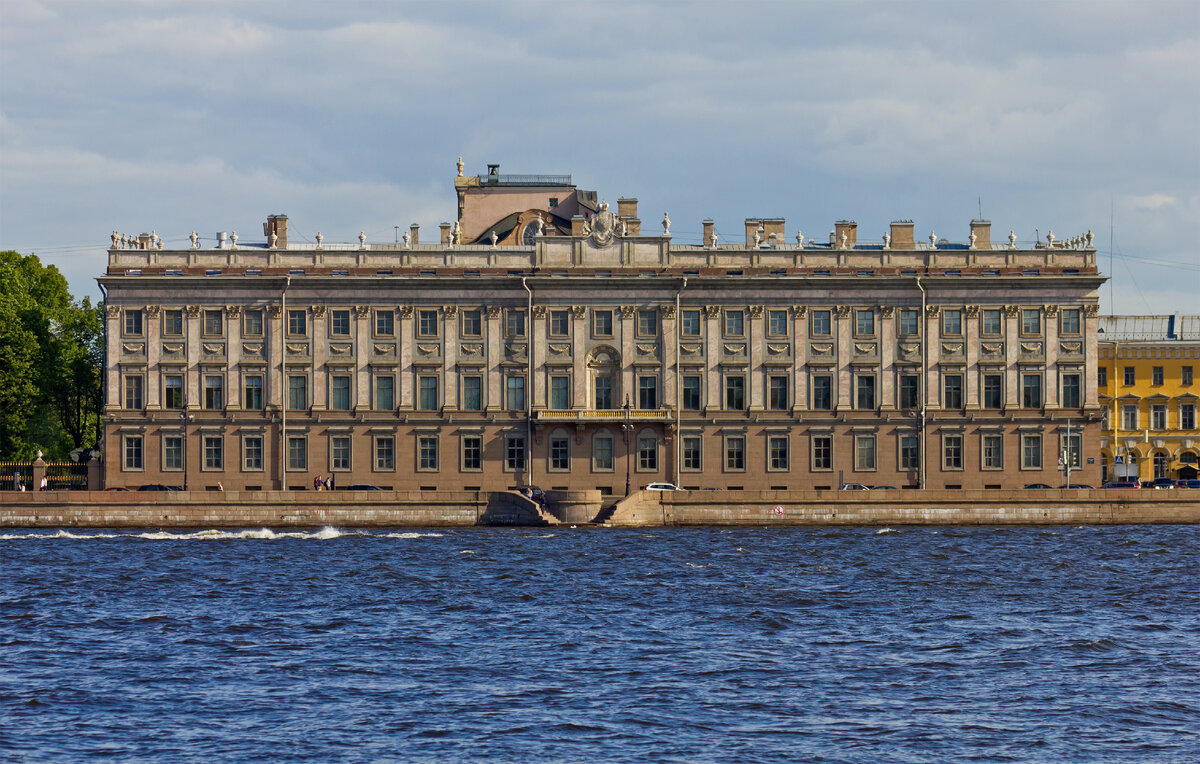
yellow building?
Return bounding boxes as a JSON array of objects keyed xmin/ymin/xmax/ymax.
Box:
[{"xmin": 1098, "ymin": 315, "xmax": 1199, "ymax": 483}]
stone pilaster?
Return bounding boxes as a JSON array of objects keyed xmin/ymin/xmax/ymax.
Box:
[
  {"xmin": 1084, "ymin": 305, "xmax": 1100, "ymax": 406},
  {"xmin": 185, "ymin": 305, "xmax": 201, "ymax": 411},
  {"xmin": 836, "ymin": 305, "xmax": 852, "ymax": 411},
  {"xmin": 442, "ymin": 306, "xmax": 458, "ymax": 411},
  {"xmin": 964, "ymin": 305, "xmax": 978, "ymax": 408},
  {"xmin": 792, "ymin": 305, "xmax": 807, "ymax": 413},
  {"xmin": 226, "ymin": 305, "xmax": 241, "ymax": 409},
  {"xmin": 485, "ymin": 306, "xmax": 502, "ymax": 411},
  {"xmin": 748, "ymin": 305, "xmax": 764, "ymax": 411},
  {"xmin": 311, "ymin": 306, "xmax": 326, "ymax": 411},
  {"xmin": 571, "ymin": 306, "xmax": 586, "ymax": 409},
  {"xmin": 925, "ymin": 305, "xmax": 941, "ymax": 410},
  {"xmin": 145, "ymin": 305, "xmax": 161, "ymax": 410},
  {"xmin": 879, "ymin": 306, "xmax": 895, "ymax": 410},
  {"xmin": 105, "ymin": 305, "xmax": 121, "ymax": 409},
  {"xmin": 398, "ymin": 306, "xmax": 414, "ymax": 409},
  {"xmin": 531, "ymin": 306, "xmax": 547, "ymax": 409},
  {"xmin": 704, "ymin": 306, "xmax": 721, "ymax": 411},
  {"xmin": 661, "ymin": 305, "xmax": 677, "ymax": 410},
  {"xmin": 1004, "ymin": 305, "xmax": 1020, "ymax": 407},
  {"xmin": 1044, "ymin": 304, "xmax": 1059, "ymax": 408},
  {"xmin": 354, "ymin": 306, "xmax": 370, "ymax": 412},
  {"xmin": 620, "ymin": 305, "xmax": 636, "ymax": 406}
]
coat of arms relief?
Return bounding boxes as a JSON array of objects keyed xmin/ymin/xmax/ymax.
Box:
[{"xmin": 580, "ymin": 200, "xmax": 626, "ymax": 247}]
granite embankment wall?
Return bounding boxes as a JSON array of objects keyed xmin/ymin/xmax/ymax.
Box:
[
  {"xmin": 609, "ymin": 489, "xmax": 1200, "ymax": 526},
  {"xmin": 1, "ymin": 488, "xmax": 1198, "ymax": 528}
]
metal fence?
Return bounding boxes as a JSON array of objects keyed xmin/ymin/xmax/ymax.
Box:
[{"xmin": 0, "ymin": 461, "xmax": 89, "ymax": 491}]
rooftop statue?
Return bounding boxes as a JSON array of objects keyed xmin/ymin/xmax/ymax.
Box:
[
  {"xmin": 190, "ymin": 231, "xmax": 199, "ymax": 249},
  {"xmin": 316, "ymin": 232, "xmax": 323, "ymax": 248}
]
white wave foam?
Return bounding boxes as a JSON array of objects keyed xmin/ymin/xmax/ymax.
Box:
[
  {"xmin": 876, "ymin": 528, "xmax": 899, "ymax": 535},
  {"xmin": 385, "ymin": 531, "xmax": 445, "ymax": 539},
  {"xmin": 0, "ymin": 531, "xmax": 119, "ymax": 540}
]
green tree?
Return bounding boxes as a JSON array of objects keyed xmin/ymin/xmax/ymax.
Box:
[{"xmin": 47, "ymin": 298, "xmax": 104, "ymax": 452}]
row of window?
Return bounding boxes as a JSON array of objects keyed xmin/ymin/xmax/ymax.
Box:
[
  {"xmin": 1100, "ymin": 365, "xmax": 1195, "ymax": 387},
  {"xmin": 121, "ymin": 305, "xmax": 1083, "ymax": 342},
  {"xmin": 121, "ymin": 430, "xmax": 1072, "ymax": 475},
  {"xmin": 1114, "ymin": 402, "xmax": 1198, "ymax": 431},
  {"xmin": 121, "ymin": 368, "xmax": 1084, "ymax": 413}
]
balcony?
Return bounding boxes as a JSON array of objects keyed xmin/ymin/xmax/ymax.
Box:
[{"xmin": 534, "ymin": 408, "xmax": 671, "ymax": 422}]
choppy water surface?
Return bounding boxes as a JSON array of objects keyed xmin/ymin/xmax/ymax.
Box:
[{"xmin": 2, "ymin": 525, "xmax": 1198, "ymax": 762}]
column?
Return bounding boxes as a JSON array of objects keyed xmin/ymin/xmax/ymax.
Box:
[
  {"xmin": 792, "ymin": 305, "xmax": 808, "ymax": 413},
  {"xmin": 571, "ymin": 306, "xmax": 586, "ymax": 409},
  {"xmin": 311, "ymin": 306, "xmax": 326, "ymax": 411},
  {"xmin": 354, "ymin": 305, "xmax": 371, "ymax": 413},
  {"xmin": 964, "ymin": 305, "xmax": 978, "ymax": 408},
  {"xmin": 399, "ymin": 306, "xmax": 414, "ymax": 409},
  {"xmin": 442, "ymin": 305, "xmax": 458, "ymax": 411},
  {"xmin": 661, "ymin": 305, "xmax": 677, "ymax": 410},
  {"xmin": 879, "ymin": 306, "xmax": 895, "ymax": 410},
  {"xmin": 185, "ymin": 305, "xmax": 201, "ymax": 410},
  {"xmin": 485, "ymin": 306, "xmax": 502, "ymax": 411},
  {"xmin": 104, "ymin": 305, "xmax": 122, "ymax": 410},
  {"xmin": 146, "ymin": 305, "xmax": 161, "ymax": 410},
  {"xmin": 1044, "ymin": 304, "xmax": 1059, "ymax": 408},
  {"xmin": 227, "ymin": 305, "xmax": 242, "ymax": 409},
  {"xmin": 704, "ymin": 306, "xmax": 721, "ymax": 411},
  {"xmin": 1084, "ymin": 305, "xmax": 1100, "ymax": 406},
  {"xmin": 836, "ymin": 305, "xmax": 852, "ymax": 410},
  {"xmin": 620, "ymin": 305, "xmax": 635, "ymax": 406},
  {"xmin": 532, "ymin": 306, "xmax": 547, "ymax": 409},
  {"xmin": 925, "ymin": 306, "xmax": 941, "ymax": 409},
  {"xmin": 1005, "ymin": 305, "xmax": 1020, "ymax": 407},
  {"xmin": 748, "ymin": 305, "xmax": 764, "ymax": 411}
]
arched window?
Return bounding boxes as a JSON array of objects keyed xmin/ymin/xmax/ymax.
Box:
[{"xmin": 588, "ymin": 346, "xmax": 620, "ymax": 410}]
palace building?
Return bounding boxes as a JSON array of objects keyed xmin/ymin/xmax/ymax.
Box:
[{"xmin": 99, "ymin": 161, "xmax": 1106, "ymax": 493}]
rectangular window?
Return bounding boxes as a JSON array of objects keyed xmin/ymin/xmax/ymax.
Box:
[
  {"xmin": 768, "ymin": 310, "xmax": 788, "ymax": 337},
  {"xmin": 330, "ymin": 309, "xmax": 351, "ymax": 337},
  {"xmin": 943, "ymin": 434, "xmax": 963, "ymax": 470},
  {"xmin": 417, "ymin": 309, "xmax": 439, "ymax": 338},
  {"xmin": 288, "ymin": 310, "xmax": 307, "ymax": 337},
  {"xmin": 682, "ymin": 376, "xmax": 701, "ymax": 411},
  {"xmin": 855, "ymin": 373, "xmax": 876, "ymax": 410},
  {"xmin": 549, "ymin": 310, "xmax": 570, "ymax": 337},
  {"xmin": 982, "ymin": 309, "xmax": 1002, "ymax": 336},
  {"xmin": 460, "ymin": 376, "xmax": 481, "ymax": 411},
  {"xmin": 943, "ymin": 374, "xmax": 963, "ymax": 409},
  {"xmin": 811, "ymin": 310, "xmax": 832, "ymax": 337},
  {"xmin": 374, "ymin": 310, "xmax": 394, "ymax": 337},
  {"xmin": 461, "ymin": 310, "xmax": 481, "ymax": 337},
  {"xmin": 595, "ymin": 376, "xmax": 613, "ymax": 410},
  {"xmin": 506, "ymin": 376, "xmax": 525, "ymax": 411},
  {"xmin": 375, "ymin": 376, "xmax": 394, "ymax": 410},
  {"xmin": 1182, "ymin": 365, "xmax": 1193, "ymax": 385},
  {"xmin": 768, "ymin": 435, "xmax": 789, "ymax": 470},
  {"xmin": 203, "ymin": 374, "xmax": 223, "ymax": 409},
  {"xmin": 899, "ymin": 309, "xmax": 920, "ymax": 336},
  {"xmin": 124, "ymin": 309, "xmax": 143, "ymax": 336},
  {"xmin": 331, "ymin": 436, "xmax": 351, "ymax": 470},
  {"xmin": 330, "ymin": 375, "xmax": 351, "ymax": 410},
  {"xmin": 941, "ymin": 309, "xmax": 962, "ymax": 336},
  {"xmin": 204, "ymin": 435, "xmax": 223, "ymax": 470},
  {"xmin": 164, "ymin": 436, "xmax": 182, "ymax": 470},
  {"xmin": 1098, "ymin": 367, "xmax": 1108, "ymax": 387},
  {"xmin": 287, "ymin": 435, "xmax": 307, "ymax": 471},
  {"xmin": 680, "ymin": 309, "xmax": 701, "ymax": 337},
  {"xmin": 811, "ymin": 374, "xmax": 832, "ymax": 410},
  {"xmin": 550, "ymin": 376, "xmax": 569, "ymax": 409},
  {"xmin": 1021, "ymin": 373, "xmax": 1042, "ymax": 409},
  {"xmin": 244, "ymin": 375, "xmax": 264, "ymax": 410},
  {"xmin": 983, "ymin": 373, "xmax": 1003, "ymax": 409},
  {"xmin": 243, "ymin": 436, "xmax": 263, "ymax": 471},
  {"xmin": 592, "ymin": 310, "xmax": 613, "ymax": 337},
  {"xmin": 725, "ymin": 436, "xmax": 745, "ymax": 471},
  {"xmin": 724, "ymin": 310, "xmax": 744, "ymax": 337},
  {"xmin": 638, "ymin": 376, "xmax": 658, "ymax": 410},
  {"xmin": 462, "ymin": 436, "xmax": 482, "ymax": 471},
  {"xmin": 1021, "ymin": 434, "xmax": 1042, "ymax": 469},
  {"xmin": 1122, "ymin": 404, "xmax": 1138, "ymax": 431},
  {"xmin": 287, "ymin": 375, "xmax": 307, "ymax": 410},
  {"xmin": 1021, "ymin": 309, "xmax": 1041, "ymax": 335},
  {"xmin": 417, "ymin": 436, "xmax": 438, "ymax": 471},
  {"xmin": 900, "ymin": 434, "xmax": 919, "ymax": 470},
  {"xmin": 812, "ymin": 434, "xmax": 832, "ymax": 470},
  {"xmin": 375, "ymin": 436, "xmax": 394, "ymax": 470},
  {"xmin": 682, "ymin": 436, "xmax": 702, "ymax": 471},
  {"xmin": 982, "ymin": 434, "xmax": 1003, "ymax": 469},
  {"xmin": 725, "ymin": 376, "xmax": 745, "ymax": 410},
  {"xmin": 243, "ymin": 310, "xmax": 263, "ymax": 337},
  {"xmin": 855, "ymin": 434, "xmax": 876, "ymax": 471},
  {"xmin": 1062, "ymin": 373, "xmax": 1081, "ymax": 408},
  {"xmin": 638, "ymin": 436, "xmax": 657, "ymax": 470},
  {"xmin": 1180, "ymin": 403, "xmax": 1195, "ymax": 430},
  {"xmin": 899, "ymin": 374, "xmax": 920, "ymax": 409},
  {"xmin": 768, "ymin": 375, "xmax": 788, "ymax": 410},
  {"xmin": 550, "ymin": 436, "xmax": 569, "ymax": 471},
  {"xmin": 1061, "ymin": 308, "xmax": 1081, "ymax": 335},
  {"xmin": 163, "ymin": 309, "xmax": 183, "ymax": 336},
  {"xmin": 1152, "ymin": 366, "xmax": 1164, "ymax": 386},
  {"xmin": 124, "ymin": 375, "xmax": 143, "ymax": 410},
  {"xmin": 1123, "ymin": 366, "xmax": 1135, "ymax": 386},
  {"xmin": 419, "ymin": 376, "xmax": 439, "ymax": 411},
  {"xmin": 593, "ymin": 436, "xmax": 614, "ymax": 471},
  {"xmin": 506, "ymin": 309, "xmax": 526, "ymax": 338},
  {"xmin": 1152, "ymin": 404, "xmax": 1167, "ymax": 430},
  {"xmin": 855, "ymin": 309, "xmax": 875, "ymax": 337},
  {"xmin": 203, "ymin": 309, "xmax": 223, "ymax": 337},
  {"xmin": 124, "ymin": 435, "xmax": 143, "ymax": 470},
  {"xmin": 505, "ymin": 435, "xmax": 526, "ymax": 472},
  {"xmin": 637, "ymin": 310, "xmax": 658, "ymax": 337}
]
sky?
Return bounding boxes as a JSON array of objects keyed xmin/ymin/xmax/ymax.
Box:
[{"xmin": 2, "ymin": 0, "xmax": 1198, "ymax": 314}]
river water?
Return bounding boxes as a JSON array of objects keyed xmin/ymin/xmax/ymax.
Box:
[{"xmin": 1, "ymin": 525, "xmax": 1197, "ymax": 762}]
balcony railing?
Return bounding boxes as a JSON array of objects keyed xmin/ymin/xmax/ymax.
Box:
[
  {"xmin": 479, "ymin": 174, "xmax": 572, "ymax": 186},
  {"xmin": 535, "ymin": 408, "xmax": 671, "ymax": 422}
]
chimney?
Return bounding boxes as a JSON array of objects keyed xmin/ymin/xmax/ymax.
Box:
[
  {"xmin": 702, "ymin": 219, "xmax": 714, "ymax": 247},
  {"xmin": 264, "ymin": 214, "xmax": 288, "ymax": 249},
  {"xmin": 439, "ymin": 222, "xmax": 452, "ymax": 245},
  {"xmin": 889, "ymin": 221, "xmax": 915, "ymax": 249},
  {"xmin": 216, "ymin": 232, "xmax": 227, "ymax": 249},
  {"xmin": 834, "ymin": 221, "xmax": 857, "ymax": 249},
  {"xmin": 744, "ymin": 219, "xmax": 761, "ymax": 246},
  {"xmin": 970, "ymin": 219, "xmax": 992, "ymax": 249},
  {"xmin": 571, "ymin": 215, "xmax": 587, "ymax": 236},
  {"xmin": 410, "ymin": 223, "xmax": 420, "ymax": 246},
  {"xmin": 617, "ymin": 198, "xmax": 641, "ymax": 235},
  {"xmin": 762, "ymin": 218, "xmax": 785, "ymax": 245}
]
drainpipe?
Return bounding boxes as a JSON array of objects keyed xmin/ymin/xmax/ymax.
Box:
[
  {"xmin": 522, "ymin": 277, "xmax": 533, "ymax": 490},
  {"xmin": 674, "ymin": 276, "xmax": 687, "ymax": 485},
  {"xmin": 280, "ymin": 276, "xmax": 290, "ymax": 490},
  {"xmin": 916, "ymin": 276, "xmax": 927, "ymax": 490}
]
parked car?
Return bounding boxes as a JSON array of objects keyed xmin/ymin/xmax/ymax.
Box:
[
  {"xmin": 1103, "ymin": 481, "xmax": 1141, "ymax": 489},
  {"xmin": 137, "ymin": 484, "xmax": 181, "ymax": 491},
  {"xmin": 870, "ymin": 485, "xmax": 898, "ymax": 491},
  {"xmin": 343, "ymin": 484, "xmax": 383, "ymax": 491},
  {"xmin": 1147, "ymin": 477, "xmax": 1177, "ymax": 490},
  {"xmin": 840, "ymin": 483, "xmax": 870, "ymax": 491},
  {"xmin": 1058, "ymin": 484, "xmax": 1094, "ymax": 489},
  {"xmin": 1023, "ymin": 483, "xmax": 1053, "ymax": 489},
  {"xmin": 104, "ymin": 486, "xmax": 129, "ymax": 491},
  {"xmin": 643, "ymin": 483, "xmax": 678, "ymax": 491},
  {"xmin": 1175, "ymin": 479, "xmax": 1200, "ymax": 489}
]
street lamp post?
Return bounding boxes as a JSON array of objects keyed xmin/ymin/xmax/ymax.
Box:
[{"xmin": 621, "ymin": 395, "xmax": 633, "ymax": 496}]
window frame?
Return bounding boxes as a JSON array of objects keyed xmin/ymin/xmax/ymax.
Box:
[
  {"xmin": 592, "ymin": 310, "xmax": 614, "ymax": 338},
  {"xmin": 942, "ymin": 433, "xmax": 964, "ymax": 471},
  {"xmin": 242, "ymin": 435, "xmax": 264, "ymax": 471},
  {"xmin": 287, "ymin": 309, "xmax": 307, "ymax": 338},
  {"xmin": 636, "ymin": 310, "xmax": 658, "ymax": 338},
  {"xmin": 724, "ymin": 434, "xmax": 746, "ymax": 472},
  {"xmin": 723, "ymin": 309, "xmax": 745, "ymax": 338},
  {"xmin": 374, "ymin": 309, "xmax": 395, "ymax": 338},
  {"xmin": 982, "ymin": 433, "xmax": 1003, "ymax": 470},
  {"xmin": 460, "ymin": 309, "xmax": 482, "ymax": 338},
  {"xmin": 680, "ymin": 309, "xmax": 701, "ymax": 337},
  {"xmin": 417, "ymin": 309, "xmax": 439, "ymax": 338},
  {"xmin": 767, "ymin": 309, "xmax": 788, "ymax": 338},
  {"xmin": 123, "ymin": 309, "xmax": 144, "ymax": 337},
  {"xmin": 461, "ymin": 435, "xmax": 483, "ymax": 472},
  {"xmin": 330, "ymin": 309, "xmax": 352, "ymax": 338},
  {"xmin": 854, "ymin": 433, "xmax": 877, "ymax": 471},
  {"xmin": 244, "ymin": 374, "xmax": 264, "ymax": 411},
  {"xmin": 202, "ymin": 434, "xmax": 223, "ymax": 471},
  {"xmin": 810, "ymin": 309, "xmax": 832, "ymax": 337},
  {"xmin": 163, "ymin": 309, "xmax": 184, "ymax": 337},
  {"xmin": 243, "ymin": 309, "xmax": 264, "ymax": 337},
  {"xmin": 202, "ymin": 309, "xmax": 223, "ymax": 338},
  {"xmin": 768, "ymin": 434, "xmax": 789, "ymax": 471},
  {"xmin": 854, "ymin": 309, "xmax": 876, "ymax": 338},
  {"xmin": 123, "ymin": 434, "xmax": 144, "ymax": 471},
  {"xmin": 416, "ymin": 435, "xmax": 438, "ymax": 471},
  {"xmin": 374, "ymin": 435, "xmax": 395, "ymax": 471}
]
